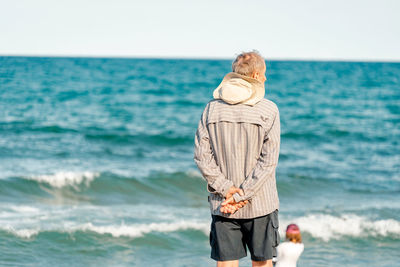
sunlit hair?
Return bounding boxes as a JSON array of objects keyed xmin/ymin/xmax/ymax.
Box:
[
  {"xmin": 286, "ymin": 223, "xmax": 302, "ymax": 243},
  {"xmin": 286, "ymin": 231, "xmax": 302, "ymax": 244},
  {"xmin": 232, "ymin": 50, "xmax": 265, "ymax": 77}
]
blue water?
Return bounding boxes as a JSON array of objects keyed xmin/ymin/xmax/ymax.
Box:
[{"xmin": 0, "ymin": 56, "xmax": 399, "ymax": 266}]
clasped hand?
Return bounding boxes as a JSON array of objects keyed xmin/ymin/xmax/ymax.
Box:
[{"xmin": 220, "ymin": 186, "xmax": 249, "ymax": 214}]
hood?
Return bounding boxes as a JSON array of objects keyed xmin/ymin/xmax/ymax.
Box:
[{"xmin": 212, "ymin": 72, "xmax": 265, "ymax": 106}]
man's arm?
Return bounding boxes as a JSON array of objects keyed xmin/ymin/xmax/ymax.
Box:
[
  {"xmin": 194, "ymin": 103, "xmax": 234, "ymax": 198},
  {"xmin": 232, "ymin": 108, "xmax": 281, "ymax": 203}
]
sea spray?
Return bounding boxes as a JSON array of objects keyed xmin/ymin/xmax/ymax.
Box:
[{"xmin": 26, "ymin": 171, "xmax": 100, "ymax": 188}]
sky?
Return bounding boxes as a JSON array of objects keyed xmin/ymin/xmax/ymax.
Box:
[{"xmin": 1, "ymin": 0, "xmax": 400, "ymax": 61}]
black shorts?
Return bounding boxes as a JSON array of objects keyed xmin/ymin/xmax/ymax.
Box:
[{"xmin": 209, "ymin": 210, "xmax": 280, "ymax": 262}]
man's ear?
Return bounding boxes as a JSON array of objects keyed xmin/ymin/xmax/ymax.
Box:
[{"xmin": 252, "ymin": 71, "xmax": 259, "ymax": 80}]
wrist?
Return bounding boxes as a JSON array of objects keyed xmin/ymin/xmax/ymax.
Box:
[
  {"xmin": 233, "ymin": 192, "xmax": 243, "ymax": 203},
  {"xmin": 220, "ymin": 181, "xmax": 234, "ymax": 198}
]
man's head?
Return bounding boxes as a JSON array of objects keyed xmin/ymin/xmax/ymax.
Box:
[{"xmin": 232, "ymin": 51, "xmax": 266, "ymax": 83}]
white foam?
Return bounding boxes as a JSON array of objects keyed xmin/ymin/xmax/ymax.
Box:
[
  {"xmin": 186, "ymin": 169, "xmax": 203, "ymax": 178},
  {"xmin": 9, "ymin": 205, "xmax": 39, "ymax": 213},
  {"xmin": 25, "ymin": 171, "xmax": 100, "ymax": 188},
  {"xmin": 3, "ymin": 225, "xmax": 39, "ymax": 239},
  {"xmin": 3, "ymin": 212, "xmax": 400, "ymax": 242},
  {"xmin": 1, "ymin": 220, "xmax": 210, "ymax": 239},
  {"xmin": 74, "ymin": 221, "xmax": 210, "ymax": 238},
  {"xmin": 280, "ymin": 214, "xmax": 400, "ymax": 241}
]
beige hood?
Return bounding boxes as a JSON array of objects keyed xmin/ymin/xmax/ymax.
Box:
[{"xmin": 212, "ymin": 72, "xmax": 265, "ymax": 106}]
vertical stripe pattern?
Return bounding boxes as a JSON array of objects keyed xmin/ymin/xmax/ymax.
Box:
[{"xmin": 194, "ymin": 99, "xmax": 280, "ymax": 219}]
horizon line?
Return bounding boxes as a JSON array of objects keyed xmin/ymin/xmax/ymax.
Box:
[{"xmin": 1, "ymin": 53, "xmax": 400, "ymax": 64}]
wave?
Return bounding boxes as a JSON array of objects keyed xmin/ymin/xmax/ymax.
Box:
[
  {"xmin": 0, "ymin": 170, "xmax": 207, "ymax": 205},
  {"xmin": 1, "ymin": 170, "xmax": 398, "ymax": 204},
  {"xmin": 8, "ymin": 205, "xmax": 39, "ymax": 213},
  {"xmin": 7, "ymin": 170, "xmax": 203, "ymax": 190},
  {"xmin": 24, "ymin": 171, "xmax": 100, "ymax": 188},
  {"xmin": 0, "ymin": 121, "xmax": 193, "ymax": 146},
  {"xmin": 277, "ymin": 173, "xmax": 400, "ymax": 194},
  {"xmin": 281, "ymin": 131, "xmax": 320, "ymax": 140},
  {"xmin": 0, "ymin": 171, "xmax": 104, "ymax": 201},
  {"xmin": 0, "ymin": 169, "xmax": 359, "ymax": 193},
  {"xmin": 1, "ymin": 226, "xmax": 40, "ymax": 239},
  {"xmin": 1, "ymin": 220, "xmax": 209, "ymax": 239},
  {"xmin": 281, "ymin": 128, "xmax": 389, "ymax": 143},
  {"xmin": 0, "ymin": 121, "xmax": 78, "ymax": 134},
  {"xmin": 3, "ymin": 213, "xmax": 400, "ymax": 242},
  {"xmin": 83, "ymin": 132, "xmax": 193, "ymax": 146},
  {"xmin": 280, "ymin": 213, "xmax": 400, "ymax": 242},
  {"xmin": 75, "ymin": 221, "xmax": 209, "ymax": 238}
]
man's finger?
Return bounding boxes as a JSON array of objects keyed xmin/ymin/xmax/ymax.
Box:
[
  {"xmin": 238, "ymin": 189, "xmax": 244, "ymax": 196},
  {"xmin": 221, "ymin": 197, "xmax": 234, "ymax": 206},
  {"xmin": 221, "ymin": 204, "xmax": 235, "ymax": 213},
  {"xmin": 222, "ymin": 203, "xmax": 237, "ymax": 214}
]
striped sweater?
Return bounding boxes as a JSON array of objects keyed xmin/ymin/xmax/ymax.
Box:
[{"xmin": 194, "ymin": 98, "xmax": 280, "ymax": 219}]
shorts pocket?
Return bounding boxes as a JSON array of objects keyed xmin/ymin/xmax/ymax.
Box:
[
  {"xmin": 209, "ymin": 218, "xmax": 216, "ymax": 247},
  {"xmin": 271, "ymin": 210, "xmax": 280, "ymax": 247}
]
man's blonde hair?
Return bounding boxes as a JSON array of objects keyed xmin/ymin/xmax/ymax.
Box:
[{"xmin": 232, "ymin": 51, "xmax": 265, "ymax": 77}]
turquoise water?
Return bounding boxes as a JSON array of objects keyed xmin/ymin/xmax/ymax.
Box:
[{"xmin": 0, "ymin": 56, "xmax": 399, "ymax": 266}]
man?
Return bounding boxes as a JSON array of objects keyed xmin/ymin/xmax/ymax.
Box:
[{"xmin": 194, "ymin": 51, "xmax": 280, "ymax": 267}]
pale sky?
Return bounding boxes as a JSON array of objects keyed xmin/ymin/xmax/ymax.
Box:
[{"xmin": 1, "ymin": 0, "xmax": 399, "ymax": 61}]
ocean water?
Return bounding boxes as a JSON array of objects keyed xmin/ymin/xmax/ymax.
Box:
[{"xmin": 0, "ymin": 56, "xmax": 399, "ymax": 267}]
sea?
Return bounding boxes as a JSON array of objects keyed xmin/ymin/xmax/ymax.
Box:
[{"xmin": 0, "ymin": 56, "xmax": 399, "ymax": 267}]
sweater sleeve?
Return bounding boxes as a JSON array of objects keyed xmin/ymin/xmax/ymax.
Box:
[
  {"xmin": 233, "ymin": 108, "xmax": 280, "ymax": 202},
  {"xmin": 194, "ymin": 103, "xmax": 233, "ymax": 198}
]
